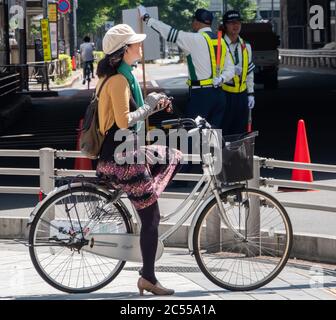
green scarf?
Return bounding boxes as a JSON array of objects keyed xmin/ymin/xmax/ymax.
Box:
[
  {"xmin": 117, "ymin": 61, "xmax": 144, "ymax": 107},
  {"xmin": 117, "ymin": 61, "xmax": 144, "ymax": 131}
]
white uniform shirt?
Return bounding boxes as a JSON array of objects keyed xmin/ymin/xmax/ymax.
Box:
[
  {"xmin": 224, "ymin": 34, "xmax": 255, "ymax": 94},
  {"xmin": 80, "ymin": 42, "xmax": 94, "ymax": 62},
  {"xmin": 147, "ymin": 18, "xmax": 235, "ymax": 83}
]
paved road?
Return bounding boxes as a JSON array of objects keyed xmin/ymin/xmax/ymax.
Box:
[{"xmin": 1, "ymin": 240, "xmax": 336, "ymax": 300}]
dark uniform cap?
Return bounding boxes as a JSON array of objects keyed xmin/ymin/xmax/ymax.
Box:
[
  {"xmin": 223, "ymin": 10, "xmax": 242, "ymax": 23},
  {"xmin": 193, "ymin": 9, "xmax": 213, "ymax": 25}
]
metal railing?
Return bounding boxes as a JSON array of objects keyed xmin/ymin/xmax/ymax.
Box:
[
  {"xmin": 279, "ymin": 48, "xmax": 336, "ymax": 68},
  {"xmin": 0, "ymin": 59, "xmax": 71, "ymax": 92},
  {"xmin": 1, "ymin": 149, "xmax": 336, "ymax": 215},
  {"xmin": 0, "ymin": 69, "xmax": 21, "ymax": 97}
]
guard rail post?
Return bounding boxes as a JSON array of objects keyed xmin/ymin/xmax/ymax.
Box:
[
  {"xmin": 247, "ymin": 156, "xmax": 261, "ymax": 254},
  {"xmin": 39, "ymin": 148, "xmax": 55, "ymax": 235},
  {"xmin": 39, "ymin": 148, "xmax": 55, "ymax": 195}
]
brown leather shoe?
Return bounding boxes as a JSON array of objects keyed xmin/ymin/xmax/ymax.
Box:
[{"xmin": 137, "ymin": 277, "xmax": 175, "ymax": 296}]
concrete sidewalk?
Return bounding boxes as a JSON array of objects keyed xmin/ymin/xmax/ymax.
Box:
[{"xmin": 0, "ymin": 240, "xmax": 336, "ymax": 300}]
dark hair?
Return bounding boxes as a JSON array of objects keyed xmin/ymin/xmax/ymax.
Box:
[
  {"xmin": 83, "ymin": 36, "xmax": 90, "ymax": 42},
  {"xmin": 96, "ymin": 46, "xmax": 127, "ymax": 78}
]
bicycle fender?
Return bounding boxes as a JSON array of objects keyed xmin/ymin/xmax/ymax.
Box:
[{"xmin": 27, "ymin": 182, "xmax": 114, "ymax": 227}]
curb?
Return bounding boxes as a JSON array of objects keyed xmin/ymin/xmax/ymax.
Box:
[
  {"xmin": 49, "ymin": 71, "xmax": 82, "ymax": 90},
  {"xmin": 1, "ymin": 216, "xmax": 336, "ymax": 264}
]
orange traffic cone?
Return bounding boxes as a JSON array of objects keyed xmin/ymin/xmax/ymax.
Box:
[
  {"xmin": 71, "ymin": 56, "xmax": 77, "ymax": 71},
  {"xmin": 291, "ymin": 119, "xmax": 313, "ymax": 183},
  {"xmin": 75, "ymin": 119, "xmax": 93, "ymax": 170}
]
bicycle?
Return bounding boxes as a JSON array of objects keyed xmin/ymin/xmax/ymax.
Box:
[
  {"xmin": 28, "ymin": 116, "xmax": 293, "ymax": 294},
  {"xmin": 82, "ymin": 61, "xmax": 92, "ymax": 90}
]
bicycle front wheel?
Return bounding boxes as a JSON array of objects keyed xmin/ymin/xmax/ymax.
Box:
[
  {"xmin": 193, "ymin": 187, "xmax": 293, "ymax": 291},
  {"xmin": 29, "ymin": 185, "xmax": 133, "ymax": 293}
]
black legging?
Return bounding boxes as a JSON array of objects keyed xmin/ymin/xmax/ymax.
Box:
[{"xmin": 137, "ymin": 201, "xmax": 160, "ymax": 285}]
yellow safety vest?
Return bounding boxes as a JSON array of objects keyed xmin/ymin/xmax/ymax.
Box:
[
  {"xmin": 186, "ymin": 32, "xmax": 226, "ymax": 87},
  {"xmin": 223, "ymin": 37, "xmax": 249, "ymax": 93}
]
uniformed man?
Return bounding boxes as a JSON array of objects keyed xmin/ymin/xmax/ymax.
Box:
[
  {"xmin": 138, "ymin": 5, "xmax": 235, "ymax": 129},
  {"xmin": 220, "ymin": 10, "xmax": 256, "ymax": 135}
]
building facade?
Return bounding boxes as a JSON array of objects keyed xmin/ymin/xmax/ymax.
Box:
[
  {"xmin": 280, "ymin": 0, "xmax": 335, "ymax": 49},
  {"xmin": 0, "ymin": 0, "xmax": 74, "ymax": 66}
]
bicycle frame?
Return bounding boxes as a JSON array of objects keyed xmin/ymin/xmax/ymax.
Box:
[{"xmin": 28, "ymin": 126, "xmax": 249, "ymax": 259}]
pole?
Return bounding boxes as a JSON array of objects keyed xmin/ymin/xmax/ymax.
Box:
[
  {"xmin": 216, "ymin": 30, "xmax": 222, "ymax": 77},
  {"xmin": 43, "ymin": 0, "xmax": 48, "ymax": 18},
  {"xmin": 256, "ymin": 0, "xmax": 262, "ymax": 20},
  {"xmin": 18, "ymin": 0, "xmax": 28, "ymax": 90},
  {"xmin": 223, "ymin": 0, "xmax": 228, "ymax": 14},
  {"xmin": 73, "ymin": 0, "xmax": 78, "ymax": 53},
  {"xmin": 138, "ymin": 9, "xmax": 149, "ymax": 143},
  {"xmin": 247, "ymin": 108, "xmax": 252, "ymax": 133},
  {"xmin": 4, "ymin": 0, "xmax": 10, "ymax": 65}
]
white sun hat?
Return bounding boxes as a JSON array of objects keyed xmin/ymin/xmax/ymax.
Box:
[{"xmin": 102, "ymin": 24, "xmax": 147, "ymax": 55}]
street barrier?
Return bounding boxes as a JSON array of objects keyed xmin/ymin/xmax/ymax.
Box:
[
  {"xmin": 0, "ymin": 69, "xmax": 21, "ymax": 97},
  {"xmin": 279, "ymin": 48, "xmax": 336, "ymax": 69},
  {"xmin": 1, "ymin": 149, "xmax": 336, "ymax": 211},
  {"xmin": 2, "ymin": 149, "xmax": 336, "ymax": 262},
  {"xmin": 0, "ymin": 59, "xmax": 70, "ymax": 92}
]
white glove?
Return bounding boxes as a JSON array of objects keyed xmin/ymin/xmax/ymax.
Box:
[
  {"xmin": 145, "ymin": 92, "xmax": 168, "ymax": 113},
  {"xmin": 138, "ymin": 5, "xmax": 148, "ymax": 19},
  {"xmin": 248, "ymin": 95, "xmax": 255, "ymax": 109},
  {"xmin": 235, "ymin": 66, "xmax": 242, "ymax": 76},
  {"xmin": 213, "ymin": 76, "xmax": 224, "ymax": 87}
]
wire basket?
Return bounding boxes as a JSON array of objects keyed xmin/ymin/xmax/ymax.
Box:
[{"xmin": 216, "ymin": 131, "xmax": 258, "ymax": 184}]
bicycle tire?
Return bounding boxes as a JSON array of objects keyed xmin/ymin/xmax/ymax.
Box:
[
  {"xmin": 29, "ymin": 185, "xmax": 133, "ymax": 294},
  {"xmin": 193, "ymin": 187, "xmax": 293, "ymax": 291}
]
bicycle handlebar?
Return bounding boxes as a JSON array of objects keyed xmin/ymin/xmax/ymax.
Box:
[
  {"xmin": 161, "ymin": 118, "xmax": 199, "ymax": 129},
  {"xmin": 161, "ymin": 117, "xmax": 213, "ymax": 130}
]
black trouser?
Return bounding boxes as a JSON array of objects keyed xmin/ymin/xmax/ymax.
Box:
[
  {"xmin": 83, "ymin": 60, "xmax": 94, "ymax": 79},
  {"xmin": 221, "ymin": 91, "xmax": 249, "ymax": 136},
  {"xmin": 137, "ymin": 201, "xmax": 160, "ymax": 285},
  {"xmin": 182, "ymin": 87, "xmax": 227, "ymax": 174},
  {"xmin": 185, "ymin": 87, "xmax": 227, "ymax": 129}
]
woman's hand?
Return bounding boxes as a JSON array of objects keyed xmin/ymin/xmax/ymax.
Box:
[
  {"xmin": 157, "ymin": 97, "xmax": 172, "ymax": 112},
  {"xmin": 144, "ymin": 92, "xmax": 173, "ymax": 115}
]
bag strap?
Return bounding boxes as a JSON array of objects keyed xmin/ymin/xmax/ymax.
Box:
[{"xmin": 96, "ymin": 75, "xmax": 112, "ymax": 99}]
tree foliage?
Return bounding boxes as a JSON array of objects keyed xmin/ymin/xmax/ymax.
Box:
[
  {"xmin": 77, "ymin": 0, "xmax": 209, "ymax": 39},
  {"xmin": 228, "ymin": 0, "xmax": 257, "ymax": 22}
]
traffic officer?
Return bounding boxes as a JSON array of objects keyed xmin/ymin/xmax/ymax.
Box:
[
  {"xmin": 138, "ymin": 5, "xmax": 235, "ymax": 129},
  {"xmin": 219, "ymin": 10, "xmax": 255, "ymax": 135}
]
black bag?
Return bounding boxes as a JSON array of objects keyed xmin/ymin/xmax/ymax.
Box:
[
  {"xmin": 79, "ymin": 76, "xmax": 111, "ymax": 159},
  {"xmin": 217, "ymin": 131, "xmax": 258, "ymax": 184}
]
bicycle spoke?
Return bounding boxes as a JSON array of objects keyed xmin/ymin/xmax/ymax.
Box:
[
  {"xmin": 30, "ymin": 187, "xmax": 131, "ymax": 293},
  {"xmin": 194, "ymin": 188, "xmax": 292, "ymax": 290}
]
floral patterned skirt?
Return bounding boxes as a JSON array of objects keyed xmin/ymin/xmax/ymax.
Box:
[{"xmin": 96, "ymin": 143, "xmax": 183, "ymax": 210}]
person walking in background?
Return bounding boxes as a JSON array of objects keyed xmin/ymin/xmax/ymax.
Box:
[
  {"xmin": 96, "ymin": 24, "xmax": 182, "ymax": 295},
  {"xmin": 80, "ymin": 36, "xmax": 95, "ymax": 85},
  {"xmin": 221, "ymin": 10, "xmax": 256, "ymax": 135}
]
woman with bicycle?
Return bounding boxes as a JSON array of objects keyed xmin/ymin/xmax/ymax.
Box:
[{"xmin": 95, "ymin": 24, "xmax": 182, "ymax": 296}]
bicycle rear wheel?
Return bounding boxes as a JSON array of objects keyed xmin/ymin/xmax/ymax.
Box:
[
  {"xmin": 193, "ymin": 187, "xmax": 293, "ymax": 291},
  {"xmin": 29, "ymin": 185, "xmax": 133, "ymax": 293}
]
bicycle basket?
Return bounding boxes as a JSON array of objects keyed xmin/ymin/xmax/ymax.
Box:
[{"xmin": 217, "ymin": 131, "xmax": 258, "ymax": 184}]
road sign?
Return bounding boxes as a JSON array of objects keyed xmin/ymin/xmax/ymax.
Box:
[
  {"xmin": 58, "ymin": 0, "xmax": 70, "ymax": 14},
  {"xmin": 105, "ymin": 21, "xmax": 114, "ymax": 31},
  {"xmin": 122, "ymin": 7, "xmax": 160, "ymax": 61}
]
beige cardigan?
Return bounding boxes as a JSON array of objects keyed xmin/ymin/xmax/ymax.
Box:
[{"xmin": 96, "ymin": 74, "xmax": 131, "ymax": 135}]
